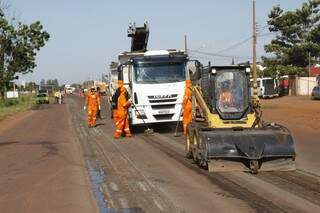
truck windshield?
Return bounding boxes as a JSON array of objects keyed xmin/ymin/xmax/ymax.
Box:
[
  {"xmin": 215, "ymin": 70, "xmax": 248, "ymax": 113},
  {"xmin": 134, "ymin": 62, "xmax": 185, "ymax": 84}
]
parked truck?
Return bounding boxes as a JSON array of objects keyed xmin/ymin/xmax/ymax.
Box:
[
  {"xmin": 251, "ymin": 77, "xmax": 279, "ymax": 98},
  {"xmin": 111, "ymin": 22, "xmax": 191, "ymax": 126},
  {"xmin": 279, "ymin": 75, "xmax": 289, "ymax": 96},
  {"xmin": 95, "ymin": 82, "xmax": 108, "ymax": 95}
]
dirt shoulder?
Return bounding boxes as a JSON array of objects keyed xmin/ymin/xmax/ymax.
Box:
[
  {"xmin": 261, "ymin": 96, "xmax": 320, "ymax": 175},
  {"xmin": 0, "ymin": 103, "xmax": 98, "ymax": 213}
]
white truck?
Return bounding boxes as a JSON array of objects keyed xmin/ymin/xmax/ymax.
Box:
[
  {"xmin": 251, "ymin": 77, "xmax": 279, "ymax": 98},
  {"xmin": 117, "ymin": 49, "xmax": 189, "ymax": 125},
  {"xmin": 110, "ymin": 22, "xmax": 196, "ymax": 126},
  {"xmin": 109, "ymin": 62, "xmax": 118, "ymax": 96}
]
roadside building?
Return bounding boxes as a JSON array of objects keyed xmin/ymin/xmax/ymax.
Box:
[{"xmin": 310, "ymin": 65, "xmax": 320, "ymax": 77}]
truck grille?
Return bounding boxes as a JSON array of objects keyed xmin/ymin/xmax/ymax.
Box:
[
  {"xmin": 148, "ymin": 94, "xmax": 178, "ymax": 103},
  {"xmin": 149, "ymin": 99, "xmax": 177, "ymax": 103},
  {"xmin": 151, "ymin": 104, "xmax": 175, "ymax": 110},
  {"xmin": 153, "ymin": 114, "xmax": 174, "ymax": 120}
]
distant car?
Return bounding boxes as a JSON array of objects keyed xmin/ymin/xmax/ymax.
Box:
[
  {"xmin": 36, "ymin": 93, "xmax": 50, "ymax": 104},
  {"xmin": 311, "ymin": 86, "xmax": 320, "ymax": 100},
  {"xmin": 65, "ymin": 87, "xmax": 75, "ymax": 94},
  {"xmin": 65, "ymin": 88, "xmax": 73, "ymax": 94}
]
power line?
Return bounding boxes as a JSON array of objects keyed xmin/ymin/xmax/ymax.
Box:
[
  {"xmin": 214, "ymin": 36, "xmax": 253, "ymax": 54},
  {"xmin": 258, "ymin": 32, "xmax": 278, "ymax": 37},
  {"xmin": 189, "ymin": 49, "xmax": 253, "ymax": 60},
  {"xmin": 189, "ymin": 32, "xmax": 278, "ymax": 61},
  {"xmin": 189, "ymin": 55, "xmax": 234, "ymax": 61},
  {"xmin": 191, "ymin": 33, "xmax": 275, "ymax": 59}
]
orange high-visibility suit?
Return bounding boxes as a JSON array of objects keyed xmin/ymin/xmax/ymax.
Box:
[
  {"xmin": 182, "ymin": 80, "xmax": 192, "ymax": 135},
  {"xmin": 96, "ymin": 90, "xmax": 102, "ymax": 119},
  {"xmin": 85, "ymin": 91, "xmax": 100, "ymax": 127},
  {"xmin": 114, "ymin": 81, "xmax": 132, "ymax": 139},
  {"xmin": 219, "ymin": 90, "xmax": 232, "ymax": 106}
]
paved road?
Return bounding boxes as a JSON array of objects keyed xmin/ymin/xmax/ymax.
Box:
[
  {"xmin": 1, "ymin": 95, "xmax": 320, "ymax": 213},
  {"xmin": 0, "ymin": 103, "xmax": 98, "ymax": 213}
]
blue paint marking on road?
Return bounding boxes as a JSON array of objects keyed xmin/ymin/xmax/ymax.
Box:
[
  {"xmin": 87, "ymin": 160, "xmax": 145, "ymax": 213},
  {"xmin": 86, "ymin": 160, "xmax": 110, "ymax": 213}
]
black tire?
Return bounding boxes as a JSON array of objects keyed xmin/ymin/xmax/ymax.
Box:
[
  {"xmin": 185, "ymin": 130, "xmax": 193, "ymax": 159},
  {"xmin": 199, "ymin": 138, "xmax": 208, "ymax": 169},
  {"xmin": 192, "ymin": 131, "xmax": 201, "ymax": 165}
]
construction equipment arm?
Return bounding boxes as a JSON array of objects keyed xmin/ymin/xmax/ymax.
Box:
[
  {"xmin": 127, "ymin": 22, "xmax": 149, "ymax": 52},
  {"xmin": 84, "ymin": 94, "xmax": 88, "ymax": 110},
  {"xmin": 193, "ymin": 86, "xmax": 211, "ymax": 120},
  {"xmin": 97, "ymin": 94, "xmax": 101, "ymax": 110}
]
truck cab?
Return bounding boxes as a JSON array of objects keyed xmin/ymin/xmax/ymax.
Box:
[{"xmin": 118, "ymin": 49, "xmax": 188, "ymax": 125}]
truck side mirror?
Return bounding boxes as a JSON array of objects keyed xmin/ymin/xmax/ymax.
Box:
[
  {"xmin": 117, "ymin": 65, "xmax": 124, "ymax": 81},
  {"xmin": 188, "ymin": 60, "xmax": 201, "ymax": 81},
  {"xmin": 117, "ymin": 65, "xmax": 123, "ymax": 72},
  {"xmin": 195, "ymin": 60, "xmax": 200, "ymax": 69}
]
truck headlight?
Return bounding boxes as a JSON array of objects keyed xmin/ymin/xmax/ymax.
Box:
[{"xmin": 135, "ymin": 109, "xmax": 147, "ymax": 119}]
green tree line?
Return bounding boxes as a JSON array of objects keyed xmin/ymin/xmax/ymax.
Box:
[
  {"xmin": 0, "ymin": 6, "xmax": 49, "ymax": 98},
  {"xmin": 262, "ymin": 0, "xmax": 320, "ymax": 78}
]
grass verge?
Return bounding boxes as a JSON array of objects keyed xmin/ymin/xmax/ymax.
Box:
[{"xmin": 0, "ymin": 94, "xmax": 36, "ymax": 120}]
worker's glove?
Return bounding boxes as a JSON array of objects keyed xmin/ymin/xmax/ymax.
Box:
[
  {"xmin": 98, "ymin": 105, "xmax": 101, "ymax": 110},
  {"xmin": 83, "ymin": 106, "xmax": 86, "ymax": 110},
  {"xmin": 124, "ymin": 100, "xmax": 132, "ymax": 109}
]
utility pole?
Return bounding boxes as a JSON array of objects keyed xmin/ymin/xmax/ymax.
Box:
[
  {"xmin": 184, "ymin": 35, "xmax": 190, "ymax": 80},
  {"xmin": 307, "ymin": 4, "xmax": 314, "ymax": 96},
  {"xmin": 308, "ymin": 51, "xmax": 311, "ymax": 96},
  {"xmin": 252, "ymin": 0, "xmax": 258, "ymax": 97},
  {"xmin": 184, "ymin": 35, "xmax": 188, "ymax": 55}
]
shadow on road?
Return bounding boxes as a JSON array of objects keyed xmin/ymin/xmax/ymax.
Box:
[{"xmin": 131, "ymin": 122, "xmax": 183, "ymax": 136}]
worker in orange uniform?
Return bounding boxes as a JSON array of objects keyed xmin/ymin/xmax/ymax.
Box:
[
  {"xmin": 182, "ymin": 79, "xmax": 192, "ymax": 135},
  {"xmin": 96, "ymin": 87, "xmax": 102, "ymax": 119},
  {"xmin": 219, "ymin": 84, "xmax": 233, "ymax": 107},
  {"xmin": 113, "ymin": 80, "xmax": 132, "ymax": 139},
  {"xmin": 84, "ymin": 87, "xmax": 101, "ymax": 128}
]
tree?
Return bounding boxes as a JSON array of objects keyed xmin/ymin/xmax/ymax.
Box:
[
  {"xmin": 46, "ymin": 79, "xmax": 59, "ymax": 87},
  {"xmin": 263, "ymin": 0, "xmax": 320, "ymax": 76},
  {"xmin": 0, "ymin": 6, "xmax": 50, "ymax": 98},
  {"xmin": 25, "ymin": 81, "xmax": 37, "ymax": 91}
]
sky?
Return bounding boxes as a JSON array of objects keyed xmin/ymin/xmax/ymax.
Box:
[{"xmin": 9, "ymin": 0, "xmax": 306, "ymax": 85}]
